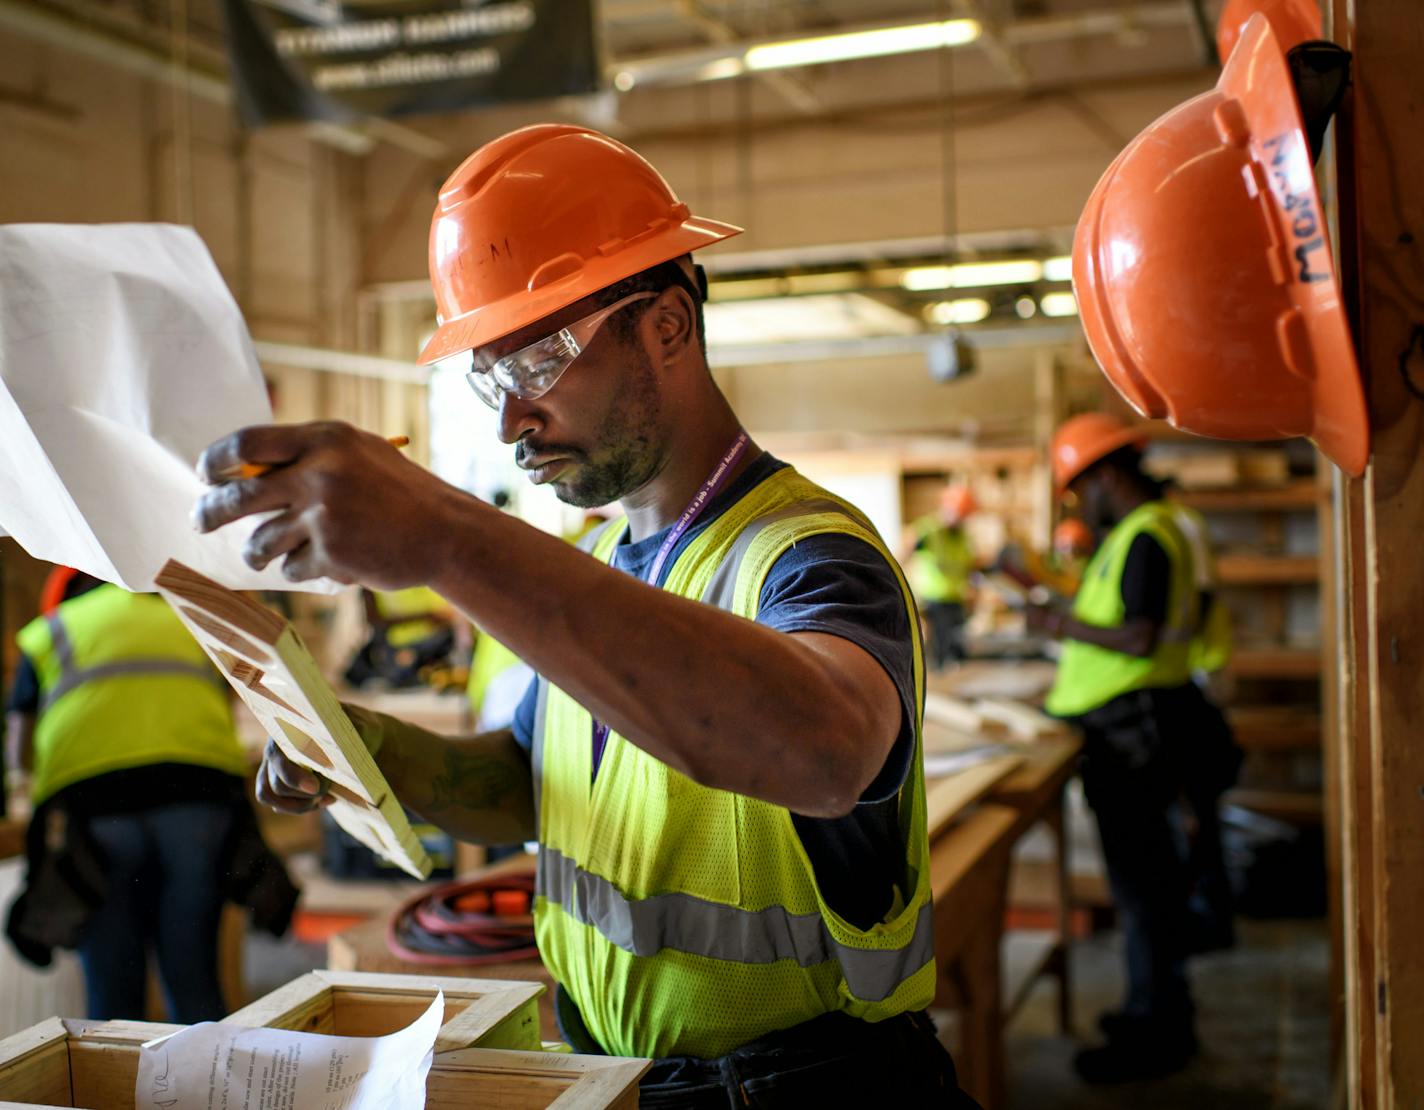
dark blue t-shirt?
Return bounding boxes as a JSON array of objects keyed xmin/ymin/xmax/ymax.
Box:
[{"xmin": 511, "ymin": 453, "xmax": 917, "ymax": 929}]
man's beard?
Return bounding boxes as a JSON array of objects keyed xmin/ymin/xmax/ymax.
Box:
[{"xmin": 524, "ymin": 348, "xmax": 665, "ymax": 509}]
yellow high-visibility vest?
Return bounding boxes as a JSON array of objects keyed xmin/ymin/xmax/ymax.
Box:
[
  {"xmin": 531, "ymin": 466, "xmax": 935, "ymax": 1059},
  {"xmin": 1045, "ymin": 501, "xmax": 1199, "ymax": 718},
  {"xmin": 16, "ymin": 586, "xmax": 247, "ymax": 806}
]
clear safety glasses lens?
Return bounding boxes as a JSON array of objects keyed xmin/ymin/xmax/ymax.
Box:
[{"xmin": 463, "ymin": 291, "xmax": 658, "ymax": 410}]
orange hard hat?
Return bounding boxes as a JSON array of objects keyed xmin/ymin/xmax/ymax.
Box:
[
  {"xmin": 939, "ymin": 485, "xmax": 976, "ymax": 522},
  {"xmin": 1072, "ymin": 14, "xmax": 1367, "ymax": 477},
  {"xmin": 418, "ymin": 125, "xmax": 743, "ymax": 366},
  {"xmin": 1217, "ymin": 0, "xmax": 1321, "ymax": 61},
  {"xmin": 1053, "ymin": 518, "xmax": 1095, "ymax": 558},
  {"xmin": 1051, "ymin": 413, "xmax": 1148, "ymax": 494}
]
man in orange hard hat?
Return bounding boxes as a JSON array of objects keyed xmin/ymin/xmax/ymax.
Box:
[
  {"xmin": 190, "ymin": 125, "xmax": 978, "ymax": 1106},
  {"xmin": 904, "ymin": 484, "xmax": 978, "ymax": 669},
  {"xmin": 1027, "ymin": 413, "xmax": 1239, "ymax": 1083}
]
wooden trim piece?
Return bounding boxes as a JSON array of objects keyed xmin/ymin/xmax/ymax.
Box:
[{"xmin": 154, "ymin": 559, "xmax": 432, "ymax": 879}]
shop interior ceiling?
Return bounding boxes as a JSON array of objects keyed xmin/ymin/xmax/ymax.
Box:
[{"xmin": 2, "ymin": 0, "xmax": 1217, "ymax": 349}]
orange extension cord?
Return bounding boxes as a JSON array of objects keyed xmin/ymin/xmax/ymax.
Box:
[{"xmin": 385, "ymin": 870, "xmax": 540, "ymax": 966}]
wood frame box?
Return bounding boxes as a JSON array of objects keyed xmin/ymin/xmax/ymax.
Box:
[
  {"xmin": 223, "ymin": 969, "xmax": 544, "ymax": 1054},
  {"xmin": 0, "ymin": 1015, "xmax": 648, "ymax": 1109}
]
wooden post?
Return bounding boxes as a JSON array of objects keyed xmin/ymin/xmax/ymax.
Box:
[{"xmin": 1330, "ymin": 0, "xmax": 1424, "ymax": 1102}]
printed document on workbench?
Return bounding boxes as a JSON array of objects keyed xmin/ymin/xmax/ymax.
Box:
[
  {"xmin": 0, "ymin": 223, "xmax": 333, "ymax": 592},
  {"xmin": 135, "ymin": 992, "xmax": 442, "ymax": 1109}
]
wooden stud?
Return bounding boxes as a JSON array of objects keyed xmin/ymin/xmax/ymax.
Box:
[
  {"xmin": 154, "ymin": 559, "xmax": 432, "ymax": 879},
  {"xmin": 1330, "ymin": 0, "xmax": 1424, "ymax": 1101}
]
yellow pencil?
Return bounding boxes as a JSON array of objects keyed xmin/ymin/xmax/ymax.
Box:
[{"xmin": 221, "ymin": 435, "xmax": 410, "ymax": 480}]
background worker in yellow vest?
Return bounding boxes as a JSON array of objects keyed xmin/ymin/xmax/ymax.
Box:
[
  {"xmin": 192, "ymin": 125, "xmax": 980, "ymax": 1107},
  {"xmin": 3, "ymin": 573, "xmax": 294, "ymax": 1022},
  {"xmin": 905, "ymin": 483, "xmax": 978, "ymax": 669},
  {"xmin": 1025, "ymin": 413, "xmax": 1238, "ymax": 1083},
  {"xmin": 344, "ymin": 584, "xmax": 457, "ymax": 688},
  {"xmin": 1163, "ymin": 497, "xmax": 1242, "ymax": 956}
]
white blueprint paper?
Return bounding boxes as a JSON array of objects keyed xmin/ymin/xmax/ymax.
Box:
[
  {"xmin": 0, "ymin": 223, "xmax": 330, "ymax": 591},
  {"xmin": 135, "ymin": 992, "xmax": 442, "ymax": 1110}
]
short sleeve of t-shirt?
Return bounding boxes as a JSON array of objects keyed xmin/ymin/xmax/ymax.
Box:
[
  {"xmin": 511, "ymin": 533, "xmax": 914, "ymax": 796},
  {"xmin": 1119, "ymin": 532, "xmax": 1171, "ymax": 624}
]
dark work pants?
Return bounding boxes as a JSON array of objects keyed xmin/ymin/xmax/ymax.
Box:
[
  {"xmin": 557, "ymin": 987, "xmax": 982, "ymax": 1108},
  {"xmin": 924, "ymin": 601, "xmax": 968, "ymax": 670},
  {"xmin": 77, "ymin": 801, "xmax": 234, "ymax": 1022},
  {"xmin": 1078, "ymin": 690, "xmax": 1195, "ymax": 1026}
]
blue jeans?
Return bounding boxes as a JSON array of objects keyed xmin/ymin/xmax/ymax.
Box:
[{"xmin": 77, "ymin": 801, "xmax": 234, "ymax": 1022}]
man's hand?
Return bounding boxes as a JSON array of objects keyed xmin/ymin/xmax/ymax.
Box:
[
  {"xmin": 1025, "ymin": 602, "xmax": 1067, "ymax": 638},
  {"xmin": 192, "ymin": 421, "xmax": 475, "ymax": 587},
  {"xmin": 255, "ymin": 739, "xmax": 334, "ymax": 815}
]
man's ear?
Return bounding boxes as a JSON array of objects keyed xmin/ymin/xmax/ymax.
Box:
[{"xmin": 651, "ymin": 285, "xmax": 697, "ymax": 366}]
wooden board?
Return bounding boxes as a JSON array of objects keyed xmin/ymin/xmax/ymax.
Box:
[
  {"xmin": 971, "ymin": 698, "xmax": 1067, "ymax": 740},
  {"xmin": 924, "ymin": 754, "xmax": 1025, "ymax": 841},
  {"xmin": 224, "ymin": 969, "xmax": 543, "ymax": 1055},
  {"xmin": 154, "ymin": 560, "xmax": 431, "ymax": 879},
  {"xmin": 1331, "ymin": 0, "xmax": 1424, "ymax": 1101}
]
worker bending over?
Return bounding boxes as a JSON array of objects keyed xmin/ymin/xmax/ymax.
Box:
[
  {"xmin": 1027, "ymin": 414, "xmax": 1237, "ymax": 1083},
  {"xmin": 194, "ymin": 126, "xmax": 979, "ymax": 1107}
]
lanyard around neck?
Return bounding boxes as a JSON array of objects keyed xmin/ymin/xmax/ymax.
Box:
[{"xmin": 591, "ymin": 430, "xmax": 751, "ymax": 779}]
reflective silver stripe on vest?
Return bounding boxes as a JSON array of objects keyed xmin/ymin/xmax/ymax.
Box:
[
  {"xmin": 536, "ymin": 845, "xmax": 933, "ymax": 1002},
  {"xmin": 699, "ymin": 499, "xmax": 844, "ymax": 612},
  {"xmin": 41, "ymin": 614, "xmax": 226, "ymax": 712}
]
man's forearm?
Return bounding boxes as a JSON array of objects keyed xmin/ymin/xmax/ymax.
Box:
[
  {"xmin": 1059, "ymin": 615, "xmax": 1160, "ymax": 658},
  {"xmin": 364, "ymin": 711, "xmax": 537, "ymax": 844},
  {"xmin": 424, "ymin": 493, "xmax": 891, "ymax": 817}
]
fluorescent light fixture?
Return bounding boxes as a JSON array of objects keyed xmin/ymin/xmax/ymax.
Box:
[
  {"xmin": 901, "ymin": 259, "xmax": 1043, "ymax": 291},
  {"xmin": 928, "ymin": 298, "xmax": 990, "ymax": 326},
  {"xmin": 1040, "ymin": 292, "xmax": 1079, "ymax": 317},
  {"xmin": 745, "ymin": 19, "xmax": 980, "ymax": 72},
  {"xmin": 1042, "ymin": 255, "xmax": 1074, "ymax": 282},
  {"xmin": 705, "ymin": 293, "xmax": 919, "ymax": 346},
  {"xmin": 694, "ymin": 57, "xmax": 747, "ymax": 82}
]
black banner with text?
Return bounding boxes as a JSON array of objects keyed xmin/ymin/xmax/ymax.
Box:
[{"xmin": 220, "ymin": 0, "xmax": 599, "ymax": 126}]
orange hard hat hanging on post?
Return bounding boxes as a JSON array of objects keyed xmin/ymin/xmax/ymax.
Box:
[
  {"xmin": 1050, "ymin": 413, "xmax": 1148, "ymax": 495},
  {"xmin": 1217, "ymin": 0, "xmax": 1321, "ymax": 61},
  {"xmin": 1072, "ymin": 14, "xmax": 1368, "ymax": 477},
  {"xmin": 417, "ymin": 125, "xmax": 743, "ymax": 367}
]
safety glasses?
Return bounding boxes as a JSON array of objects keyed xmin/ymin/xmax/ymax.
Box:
[{"xmin": 464, "ymin": 291, "xmax": 658, "ymax": 409}]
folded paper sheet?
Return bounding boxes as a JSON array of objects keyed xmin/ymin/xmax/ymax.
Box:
[
  {"xmin": 135, "ymin": 992, "xmax": 442, "ymax": 1109},
  {"xmin": 0, "ymin": 223, "xmax": 329, "ymax": 591}
]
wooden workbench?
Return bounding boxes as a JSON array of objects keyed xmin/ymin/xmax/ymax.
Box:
[{"xmin": 928, "ymin": 734, "xmax": 1081, "ymax": 1110}]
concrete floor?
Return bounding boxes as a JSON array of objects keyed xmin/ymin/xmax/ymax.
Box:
[{"xmin": 1003, "ymin": 918, "xmax": 1332, "ymax": 1110}]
